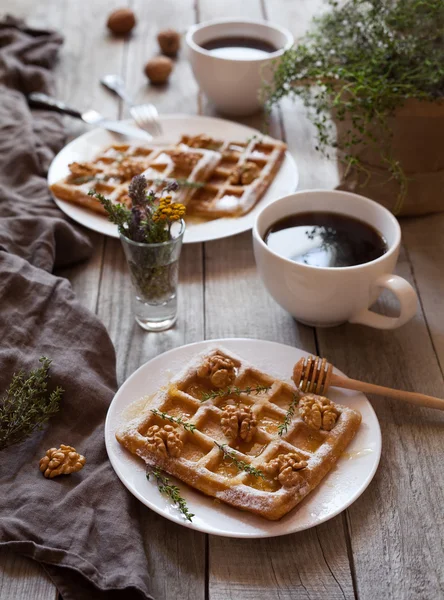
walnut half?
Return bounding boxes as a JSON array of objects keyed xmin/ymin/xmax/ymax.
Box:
[
  {"xmin": 265, "ymin": 452, "xmax": 307, "ymax": 488},
  {"xmin": 229, "ymin": 162, "xmax": 261, "ymax": 185},
  {"xmin": 39, "ymin": 445, "xmax": 86, "ymax": 479},
  {"xmin": 68, "ymin": 162, "xmax": 102, "ymax": 178},
  {"xmin": 171, "ymin": 150, "xmax": 201, "ymax": 170},
  {"xmin": 197, "ymin": 354, "xmax": 236, "ymax": 388},
  {"xmin": 221, "ymin": 404, "xmax": 257, "ymax": 442},
  {"xmin": 299, "ymin": 395, "xmax": 339, "ymax": 431},
  {"xmin": 146, "ymin": 424, "xmax": 183, "ymax": 458}
]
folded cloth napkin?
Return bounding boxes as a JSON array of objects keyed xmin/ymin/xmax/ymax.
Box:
[{"xmin": 0, "ymin": 17, "xmax": 153, "ymax": 600}]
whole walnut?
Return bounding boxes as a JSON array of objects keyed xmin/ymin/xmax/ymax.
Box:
[
  {"xmin": 107, "ymin": 8, "xmax": 136, "ymax": 35},
  {"xmin": 144, "ymin": 57, "xmax": 173, "ymax": 85},
  {"xmin": 157, "ymin": 28, "xmax": 181, "ymax": 57}
]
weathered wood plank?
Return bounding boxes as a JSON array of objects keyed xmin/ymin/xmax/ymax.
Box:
[
  {"xmin": 316, "ymin": 246, "xmax": 444, "ymax": 600},
  {"xmin": 402, "ymin": 214, "xmax": 444, "ymax": 370},
  {"xmin": 0, "ymin": 550, "xmax": 56, "ymax": 600},
  {"xmin": 96, "ymin": 2, "xmax": 207, "ymax": 600},
  {"xmin": 266, "ymin": 0, "xmax": 339, "ymax": 191},
  {"xmin": 198, "ymin": 1, "xmax": 354, "ymax": 599}
]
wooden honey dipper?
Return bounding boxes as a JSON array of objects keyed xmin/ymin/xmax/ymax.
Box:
[{"xmin": 293, "ymin": 355, "xmax": 444, "ymax": 411}]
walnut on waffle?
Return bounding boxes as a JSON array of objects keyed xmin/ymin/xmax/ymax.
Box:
[{"xmin": 116, "ymin": 347, "xmax": 362, "ymax": 521}]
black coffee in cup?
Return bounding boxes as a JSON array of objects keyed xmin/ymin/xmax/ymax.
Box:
[
  {"xmin": 264, "ymin": 211, "xmax": 388, "ymax": 268},
  {"xmin": 199, "ymin": 36, "xmax": 279, "ymax": 59}
]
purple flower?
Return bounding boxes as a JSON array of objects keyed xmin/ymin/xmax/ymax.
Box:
[{"xmin": 128, "ymin": 175, "xmax": 148, "ymax": 207}]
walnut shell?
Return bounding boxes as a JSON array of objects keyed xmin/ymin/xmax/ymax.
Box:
[
  {"xmin": 144, "ymin": 56, "xmax": 173, "ymax": 85},
  {"xmin": 107, "ymin": 8, "xmax": 136, "ymax": 35},
  {"xmin": 157, "ymin": 28, "xmax": 181, "ymax": 57}
]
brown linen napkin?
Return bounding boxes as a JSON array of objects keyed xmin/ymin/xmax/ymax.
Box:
[{"xmin": 0, "ymin": 17, "xmax": 153, "ymax": 600}]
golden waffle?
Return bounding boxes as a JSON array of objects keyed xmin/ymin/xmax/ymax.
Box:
[
  {"xmin": 50, "ymin": 142, "xmax": 220, "ymax": 215},
  {"xmin": 116, "ymin": 347, "xmax": 361, "ymax": 521},
  {"xmin": 180, "ymin": 134, "xmax": 287, "ymax": 218},
  {"xmin": 50, "ymin": 133, "xmax": 287, "ymax": 219}
]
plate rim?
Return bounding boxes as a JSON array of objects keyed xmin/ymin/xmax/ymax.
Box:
[
  {"xmin": 105, "ymin": 337, "xmax": 382, "ymax": 538},
  {"xmin": 47, "ymin": 114, "xmax": 298, "ymax": 244}
]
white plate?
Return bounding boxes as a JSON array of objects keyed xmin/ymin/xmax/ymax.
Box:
[
  {"xmin": 48, "ymin": 115, "xmax": 298, "ymax": 244},
  {"xmin": 105, "ymin": 339, "xmax": 381, "ymax": 538}
]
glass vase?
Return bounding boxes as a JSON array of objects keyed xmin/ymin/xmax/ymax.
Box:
[{"xmin": 119, "ymin": 221, "xmax": 185, "ymax": 331}]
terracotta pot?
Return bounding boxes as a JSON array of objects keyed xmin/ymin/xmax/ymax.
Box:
[{"xmin": 335, "ymin": 99, "xmax": 444, "ymax": 215}]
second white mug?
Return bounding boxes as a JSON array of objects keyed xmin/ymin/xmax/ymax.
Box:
[
  {"xmin": 252, "ymin": 190, "xmax": 418, "ymax": 329},
  {"xmin": 186, "ymin": 19, "xmax": 293, "ymax": 116}
]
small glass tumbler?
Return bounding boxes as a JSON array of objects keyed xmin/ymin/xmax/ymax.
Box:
[{"xmin": 119, "ymin": 221, "xmax": 185, "ymax": 331}]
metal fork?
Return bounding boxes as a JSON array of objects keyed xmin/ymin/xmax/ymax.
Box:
[{"xmin": 101, "ymin": 74, "xmax": 163, "ymax": 136}]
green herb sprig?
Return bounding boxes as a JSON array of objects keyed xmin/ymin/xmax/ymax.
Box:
[
  {"xmin": 277, "ymin": 394, "xmax": 299, "ymax": 437},
  {"xmin": 146, "ymin": 467, "xmax": 194, "ymax": 521},
  {"xmin": 214, "ymin": 442, "xmax": 266, "ymax": 479},
  {"xmin": 88, "ymin": 190, "xmax": 132, "ymax": 229},
  {"xmin": 0, "ymin": 357, "xmax": 63, "ymax": 451},
  {"xmin": 151, "ymin": 409, "xmax": 196, "ymax": 433},
  {"xmin": 201, "ymin": 385, "xmax": 271, "ymax": 402}
]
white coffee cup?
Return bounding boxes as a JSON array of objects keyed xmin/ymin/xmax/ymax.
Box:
[
  {"xmin": 253, "ymin": 190, "xmax": 418, "ymax": 329},
  {"xmin": 186, "ymin": 19, "xmax": 293, "ymax": 116}
]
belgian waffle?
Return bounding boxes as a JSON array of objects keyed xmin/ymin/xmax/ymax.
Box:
[
  {"xmin": 50, "ymin": 142, "xmax": 220, "ymax": 215},
  {"xmin": 50, "ymin": 133, "xmax": 286, "ymax": 219},
  {"xmin": 116, "ymin": 347, "xmax": 361, "ymax": 521}
]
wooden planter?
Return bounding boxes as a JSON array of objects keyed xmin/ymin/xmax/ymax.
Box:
[{"xmin": 335, "ymin": 99, "xmax": 444, "ymax": 215}]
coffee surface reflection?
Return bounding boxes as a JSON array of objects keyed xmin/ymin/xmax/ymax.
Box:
[{"xmin": 264, "ymin": 212, "xmax": 388, "ymax": 268}]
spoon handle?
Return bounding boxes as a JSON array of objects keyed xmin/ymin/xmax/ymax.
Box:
[{"xmin": 331, "ymin": 373, "xmax": 444, "ymax": 410}]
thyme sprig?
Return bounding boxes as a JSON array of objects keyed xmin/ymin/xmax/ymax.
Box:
[
  {"xmin": 0, "ymin": 357, "xmax": 63, "ymax": 451},
  {"xmin": 277, "ymin": 394, "xmax": 299, "ymax": 437},
  {"xmin": 146, "ymin": 467, "xmax": 194, "ymax": 521},
  {"xmin": 214, "ymin": 442, "xmax": 266, "ymax": 479},
  {"xmin": 151, "ymin": 409, "xmax": 196, "ymax": 433},
  {"xmin": 201, "ymin": 385, "xmax": 271, "ymax": 402}
]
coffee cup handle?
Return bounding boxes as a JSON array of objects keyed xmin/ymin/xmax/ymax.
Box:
[{"xmin": 349, "ymin": 274, "xmax": 418, "ymax": 330}]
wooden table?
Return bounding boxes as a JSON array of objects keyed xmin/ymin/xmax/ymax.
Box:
[{"xmin": 2, "ymin": 1, "xmax": 444, "ymax": 599}]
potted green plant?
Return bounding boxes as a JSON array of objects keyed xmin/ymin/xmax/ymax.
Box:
[{"xmin": 265, "ymin": 0, "xmax": 444, "ymax": 215}]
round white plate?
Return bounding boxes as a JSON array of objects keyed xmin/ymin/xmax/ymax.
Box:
[
  {"xmin": 105, "ymin": 339, "xmax": 381, "ymax": 538},
  {"xmin": 48, "ymin": 115, "xmax": 298, "ymax": 244}
]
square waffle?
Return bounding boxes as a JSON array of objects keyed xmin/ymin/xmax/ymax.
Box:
[
  {"xmin": 116, "ymin": 347, "xmax": 361, "ymax": 521},
  {"xmin": 50, "ymin": 133, "xmax": 286, "ymax": 219},
  {"xmin": 50, "ymin": 142, "xmax": 220, "ymax": 215}
]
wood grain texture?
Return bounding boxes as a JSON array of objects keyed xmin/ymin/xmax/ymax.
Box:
[
  {"xmin": 402, "ymin": 214, "xmax": 444, "ymax": 370},
  {"xmin": 0, "ymin": 549, "xmax": 56, "ymax": 600},
  {"xmin": 317, "ymin": 249, "xmax": 444, "ymax": 600},
  {"xmin": 266, "ymin": 0, "xmax": 339, "ymax": 190}
]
